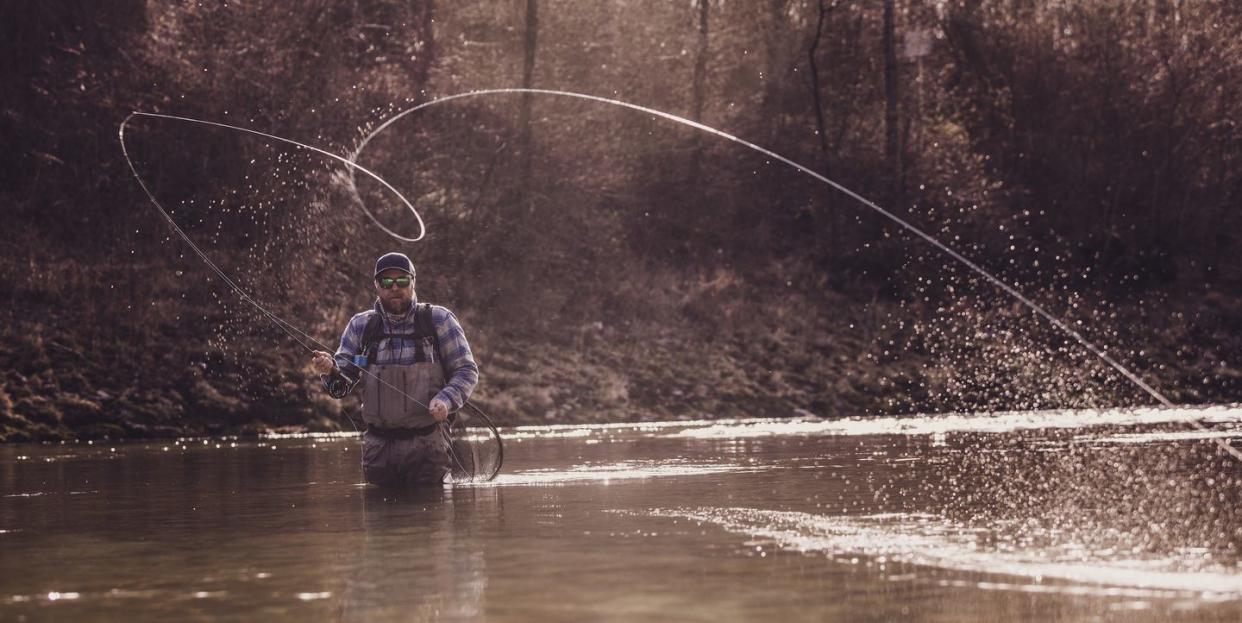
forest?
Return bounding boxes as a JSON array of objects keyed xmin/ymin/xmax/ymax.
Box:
[{"xmin": 1, "ymin": 0, "xmax": 1240, "ymax": 440}]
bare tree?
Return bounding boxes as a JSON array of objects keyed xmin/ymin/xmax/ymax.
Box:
[
  {"xmin": 519, "ymin": 0, "xmax": 538, "ymax": 209},
  {"xmin": 808, "ymin": 0, "xmax": 840, "ymax": 257},
  {"xmin": 882, "ymin": 0, "xmax": 902, "ymax": 200},
  {"xmin": 689, "ymin": 0, "xmax": 711, "ymax": 179},
  {"xmin": 692, "ymin": 0, "xmax": 709, "ymax": 124}
]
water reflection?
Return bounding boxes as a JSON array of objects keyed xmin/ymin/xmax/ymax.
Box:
[
  {"xmin": 2, "ymin": 410, "xmax": 1241, "ymax": 621},
  {"xmin": 341, "ymin": 487, "xmax": 497, "ymax": 621}
]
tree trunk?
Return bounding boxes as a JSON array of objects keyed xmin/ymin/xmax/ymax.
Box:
[
  {"xmin": 808, "ymin": 0, "xmax": 838, "ymax": 260},
  {"xmin": 519, "ymin": 0, "xmax": 538, "ymax": 211},
  {"xmin": 692, "ymin": 0, "xmax": 709, "ymax": 125},
  {"xmin": 762, "ymin": 0, "xmax": 790, "ymax": 111},
  {"xmin": 409, "ymin": 0, "xmax": 436, "ymax": 93},
  {"xmin": 882, "ymin": 0, "xmax": 902, "ymax": 201},
  {"xmin": 686, "ymin": 0, "xmax": 711, "ymax": 185}
]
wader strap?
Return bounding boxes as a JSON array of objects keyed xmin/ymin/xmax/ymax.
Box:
[
  {"xmin": 415, "ymin": 303, "xmax": 435, "ymax": 343},
  {"xmin": 360, "ymin": 312, "xmax": 387, "ymax": 361},
  {"xmin": 361, "ymin": 303, "xmax": 438, "ymax": 361}
]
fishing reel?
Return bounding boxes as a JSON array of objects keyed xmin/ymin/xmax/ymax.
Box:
[{"xmin": 321, "ymin": 367, "xmax": 359, "ymax": 399}]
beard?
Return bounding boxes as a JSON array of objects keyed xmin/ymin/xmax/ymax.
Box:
[{"xmin": 383, "ymin": 295, "xmax": 412, "ymax": 314}]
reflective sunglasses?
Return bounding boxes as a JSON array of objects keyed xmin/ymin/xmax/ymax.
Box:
[{"xmin": 377, "ymin": 276, "xmax": 412, "ymax": 289}]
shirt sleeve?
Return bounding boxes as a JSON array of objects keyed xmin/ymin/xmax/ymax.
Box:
[
  {"xmin": 432, "ymin": 307, "xmax": 480, "ymax": 411},
  {"xmin": 332, "ymin": 313, "xmax": 365, "ymax": 382},
  {"xmin": 317, "ymin": 316, "xmax": 365, "ymax": 399}
]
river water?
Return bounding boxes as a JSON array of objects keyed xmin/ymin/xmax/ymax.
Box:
[{"xmin": 2, "ymin": 406, "xmax": 1241, "ymax": 621}]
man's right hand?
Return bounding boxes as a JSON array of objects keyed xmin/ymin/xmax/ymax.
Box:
[{"xmin": 311, "ymin": 351, "xmax": 337, "ymax": 375}]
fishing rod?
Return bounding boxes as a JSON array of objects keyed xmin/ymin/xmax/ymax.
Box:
[
  {"xmin": 119, "ymin": 112, "xmax": 502, "ymax": 483},
  {"xmin": 122, "ymin": 90, "xmax": 1242, "ymax": 465},
  {"xmin": 351, "ymin": 88, "xmax": 1242, "ymax": 464}
]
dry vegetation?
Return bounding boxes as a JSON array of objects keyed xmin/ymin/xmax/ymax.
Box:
[{"xmin": 2, "ymin": 1, "xmax": 1241, "ymax": 440}]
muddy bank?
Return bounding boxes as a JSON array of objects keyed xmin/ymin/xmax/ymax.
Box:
[{"xmin": 3, "ymin": 277, "xmax": 1240, "ymax": 442}]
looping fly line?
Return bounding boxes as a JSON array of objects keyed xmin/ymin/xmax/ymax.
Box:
[
  {"xmin": 119, "ymin": 109, "xmax": 502, "ymax": 481},
  {"xmin": 120, "ymin": 88, "xmax": 1241, "ymax": 463}
]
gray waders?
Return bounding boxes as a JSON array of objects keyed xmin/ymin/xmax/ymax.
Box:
[{"xmin": 360, "ymin": 362, "xmax": 452, "ymax": 487}]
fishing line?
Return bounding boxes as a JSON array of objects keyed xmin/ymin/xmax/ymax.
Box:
[
  {"xmin": 119, "ymin": 114, "xmax": 410, "ymax": 417},
  {"xmin": 350, "ymin": 88, "xmax": 1239, "ymax": 462},
  {"xmin": 119, "ymin": 113, "xmax": 500, "ymax": 481},
  {"xmin": 122, "ymin": 112, "xmax": 427, "ymax": 241},
  {"xmin": 120, "ymin": 90, "xmax": 1239, "ymax": 464}
]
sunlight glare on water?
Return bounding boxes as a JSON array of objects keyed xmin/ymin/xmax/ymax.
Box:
[
  {"xmin": 2, "ymin": 406, "xmax": 1240, "ymax": 621},
  {"xmin": 477, "ymin": 460, "xmax": 761, "ymax": 487},
  {"xmin": 669, "ymin": 404, "xmax": 1242, "ymax": 439},
  {"xmin": 640, "ymin": 508, "xmax": 1242, "ymax": 602}
]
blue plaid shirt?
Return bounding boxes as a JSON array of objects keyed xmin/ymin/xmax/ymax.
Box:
[{"xmin": 332, "ymin": 298, "xmax": 479, "ymax": 411}]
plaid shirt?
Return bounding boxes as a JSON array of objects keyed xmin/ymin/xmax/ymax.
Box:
[{"xmin": 332, "ymin": 298, "xmax": 479, "ymax": 411}]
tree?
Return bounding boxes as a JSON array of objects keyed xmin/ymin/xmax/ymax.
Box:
[
  {"xmin": 518, "ymin": 0, "xmax": 539, "ymax": 210},
  {"xmin": 882, "ymin": 0, "xmax": 902, "ymax": 200},
  {"xmin": 807, "ymin": 0, "xmax": 842, "ymax": 261}
]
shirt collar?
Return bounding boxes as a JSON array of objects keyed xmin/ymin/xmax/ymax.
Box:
[{"xmin": 372, "ymin": 296, "xmax": 419, "ymax": 325}]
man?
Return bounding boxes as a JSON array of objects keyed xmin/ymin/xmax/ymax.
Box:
[{"xmin": 311, "ymin": 252, "xmax": 479, "ymax": 486}]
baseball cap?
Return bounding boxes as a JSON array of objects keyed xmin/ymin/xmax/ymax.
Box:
[{"xmin": 374, "ymin": 252, "xmax": 415, "ymax": 278}]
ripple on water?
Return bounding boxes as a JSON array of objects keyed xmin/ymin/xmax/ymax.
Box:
[
  {"xmin": 469, "ymin": 460, "xmax": 760, "ymax": 487},
  {"xmin": 644, "ymin": 508, "xmax": 1242, "ymax": 602},
  {"xmin": 1078, "ymin": 429, "xmax": 1242, "ymax": 446}
]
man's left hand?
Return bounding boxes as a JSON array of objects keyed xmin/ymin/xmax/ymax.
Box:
[{"xmin": 429, "ymin": 398, "xmax": 450, "ymax": 422}]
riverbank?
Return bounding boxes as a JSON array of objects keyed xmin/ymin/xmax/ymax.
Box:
[{"xmin": 3, "ymin": 262, "xmax": 1240, "ymax": 442}]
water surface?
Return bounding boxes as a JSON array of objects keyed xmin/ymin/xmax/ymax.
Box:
[{"xmin": 2, "ymin": 405, "xmax": 1241, "ymax": 621}]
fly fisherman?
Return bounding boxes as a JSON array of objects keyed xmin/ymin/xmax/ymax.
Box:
[{"xmin": 310, "ymin": 252, "xmax": 479, "ymax": 486}]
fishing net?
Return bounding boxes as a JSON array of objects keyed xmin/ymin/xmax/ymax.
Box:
[{"xmin": 447, "ymin": 406, "xmax": 503, "ymax": 483}]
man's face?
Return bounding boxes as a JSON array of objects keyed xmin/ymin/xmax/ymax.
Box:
[{"xmin": 375, "ymin": 268, "xmax": 415, "ymax": 314}]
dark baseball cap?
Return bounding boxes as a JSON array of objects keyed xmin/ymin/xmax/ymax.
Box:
[{"xmin": 374, "ymin": 252, "xmax": 415, "ymax": 278}]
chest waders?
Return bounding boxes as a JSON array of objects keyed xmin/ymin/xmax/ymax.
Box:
[
  {"xmin": 324, "ymin": 302, "xmax": 502, "ymax": 483},
  {"xmin": 362, "ymin": 362, "xmax": 444, "ymax": 428},
  {"xmin": 356, "ymin": 303, "xmax": 445, "ymax": 430}
]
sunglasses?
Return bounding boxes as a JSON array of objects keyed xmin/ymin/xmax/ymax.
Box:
[{"xmin": 376, "ymin": 276, "xmax": 412, "ymax": 289}]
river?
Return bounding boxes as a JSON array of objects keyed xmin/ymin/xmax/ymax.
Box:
[{"xmin": 3, "ymin": 405, "xmax": 1241, "ymax": 621}]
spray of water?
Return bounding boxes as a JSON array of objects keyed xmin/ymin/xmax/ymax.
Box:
[
  {"xmin": 351, "ymin": 89, "xmax": 1240, "ymax": 461},
  {"xmin": 118, "ymin": 112, "xmax": 500, "ymax": 481},
  {"xmin": 118, "ymin": 89, "xmax": 1240, "ymax": 462}
]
